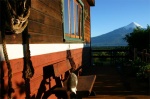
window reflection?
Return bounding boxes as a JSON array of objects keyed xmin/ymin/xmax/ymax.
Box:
[
  {"xmin": 63, "ymin": 0, "xmax": 83, "ymax": 40},
  {"xmin": 64, "ymin": 0, "xmax": 69, "ymax": 35},
  {"xmin": 70, "ymin": 0, "xmax": 74, "ymax": 37}
]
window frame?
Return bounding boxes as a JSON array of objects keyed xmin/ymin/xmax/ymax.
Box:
[{"xmin": 62, "ymin": 0, "xmax": 84, "ymax": 42}]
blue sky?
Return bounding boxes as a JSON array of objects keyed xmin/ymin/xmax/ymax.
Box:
[{"xmin": 91, "ymin": 0, "xmax": 150, "ymax": 37}]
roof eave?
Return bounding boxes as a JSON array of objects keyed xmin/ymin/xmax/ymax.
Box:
[{"xmin": 87, "ymin": 0, "xmax": 95, "ymax": 6}]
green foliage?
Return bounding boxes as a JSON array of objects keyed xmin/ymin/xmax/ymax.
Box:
[
  {"xmin": 136, "ymin": 63, "xmax": 150, "ymax": 79},
  {"xmin": 124, "ymin": 25, "xmax": 150, "ymax": 51},
  {"xmin": 130, "ymin": 57, "xmax": 150, "ymax": 80}
]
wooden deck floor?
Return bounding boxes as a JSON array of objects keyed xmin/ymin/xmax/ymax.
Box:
[{"xmin": 81, "ymin": 62, "xmax": 150, "ymax": 99}]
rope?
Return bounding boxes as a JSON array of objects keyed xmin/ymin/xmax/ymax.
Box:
[
  {"xmin": 5, "ymin": 0, "xmax": 30, "ymax": 34},
  {"xmin": 1, "ymin": 30, "xmax": 14, "ymax": 99},
  {"xmin": 23, "ymin": 27, "xmax": 34, "ymax": 79},
  {"xmin": 1, "ymin": 0, "xmax": 31, "ymax": 98}
]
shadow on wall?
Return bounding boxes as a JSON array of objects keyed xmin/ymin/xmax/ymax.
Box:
[
  {"xmin": 81, "ymin": 47, "xmax": 92, "ymax": 75},
  {"xmin": 0, "ymin": 61, "xmax": 5, "ymax": 98},
  {"xmin": 1, "ymin": 60, "xmax": 30, "ymax": 99},
  {"xmin": 0, "ymin": 46, "xmax": 92, "ymax": 98},
  {"xmin": 0, "ymin": 64, "xmax": 55, "ymax": 99},
  {"xmin": 31, "ymin": 65, "xmax": 55, "ymax": 99}
]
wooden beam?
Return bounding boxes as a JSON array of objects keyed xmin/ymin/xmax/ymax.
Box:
[{"xmin": 87, "ymin": 0, "xmax": 95, "ymax": 6}]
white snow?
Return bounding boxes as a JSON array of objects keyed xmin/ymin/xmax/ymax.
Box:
[{"xmin": 124, "ymin": 22, "xmax": 143, "ymax": 29}]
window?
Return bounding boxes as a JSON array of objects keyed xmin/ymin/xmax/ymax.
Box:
[{"xmin": 63, "ymin": 0, "xmax": 84, "ymax": 41}]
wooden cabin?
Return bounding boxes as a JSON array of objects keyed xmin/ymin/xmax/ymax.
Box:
[{"xmin": 0, "ymin": 0, "xmax": 95, "ymax": 99}]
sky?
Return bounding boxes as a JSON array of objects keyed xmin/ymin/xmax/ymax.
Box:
[{"xmin": 90, "ymin": 0, "xmax": 150, "ymax": 37}]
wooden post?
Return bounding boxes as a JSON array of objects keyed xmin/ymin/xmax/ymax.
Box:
[
  {"xmin": 147, "ymin": 70, "xmax": 150, "ymax": 95},
  {"xmin": 143, "ymin": 49, "xmax": 147, "ymax": 62},
  {"xmin": 134, "ymin": 48, "xmax": 137, "ymax": 61}
]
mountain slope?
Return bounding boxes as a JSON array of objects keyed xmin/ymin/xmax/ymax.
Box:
[{"xmin": 91, "ymin": 22, "xmax": 143, "ymax": 46}]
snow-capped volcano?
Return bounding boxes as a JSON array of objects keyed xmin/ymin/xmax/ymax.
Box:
[
  {"xmin": 91, "ymin": 22, "xmax": 143, "ymax": 46},
  {"xmin": 124, "ymin": 22, "xmax": 143, "ymax": 29}
]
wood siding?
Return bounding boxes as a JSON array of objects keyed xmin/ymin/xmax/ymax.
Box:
[
  {"xmin": 0, "ymin": 0, "xmax": 92, "ymax": 44},
  {"xmin": 0, "ymin": 0, "xmax": 63, "ymax": 44},
  {"xmin": 0, "ymin": 0, "xmax": 93, "ymax": 98},
  {"xmin": 1, "ymin": 47, "xmax": 91, "ymax": 99},
  {"xmin": 29, "ymin": 0, "xmax": 63, "ymax": 43},
  {"xmin": 83, "ymin": 0, "xmax": 91, "ymax": 43}
]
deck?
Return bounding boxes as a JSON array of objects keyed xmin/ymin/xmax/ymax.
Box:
[{"xmin": 81, "ymin": 62, "xmax": 150, "ymax": 99}]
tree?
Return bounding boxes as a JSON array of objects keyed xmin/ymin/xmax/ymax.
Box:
[{"xmin": 124, "ymin": 25, "xmax": 150, "ymax": 51}]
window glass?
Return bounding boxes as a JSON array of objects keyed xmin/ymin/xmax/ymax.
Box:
[
  {"xmin": 70, "ymin": 0, "xmax": 75, "ymax": 38},
  {"xmin": 79, "ymin": 6, "xmax": 83, "ymax": 39},
  {"xmin": 63, "ymin": 0, "xmax": 84, "ymax": 41},
  {"xmin": 64, "ymin": 0, "xmax": 70, "ymax": 37},
  {"xmin": 75, "ymin": 3, "xmax": 79, "ymax": 38}
]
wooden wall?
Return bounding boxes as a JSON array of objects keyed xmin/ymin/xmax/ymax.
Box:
[
  {"xmin": 0, "ymin": 0, "xmax": 93, "ymax": 98},
  {"xmin": 0, "ymin": 0, "xmax": 92, "ymax": 44},
  {"xmin": 0, "ymin": 0, "xmax": 63, "ymax": 44},
  {"xmin": 1, "ymin": 47, "xmax": 91, "ymax": 99},
  {"xmin": 83, "ymin": 0, "xmax": 91, "ymax": 43},
  {"xmin": 29, "ymin": 0, "xmax": 63, "ymax": 43}
]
